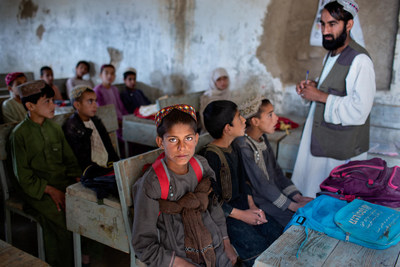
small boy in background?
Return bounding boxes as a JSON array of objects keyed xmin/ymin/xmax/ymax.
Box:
[
  {"xmin": 94, "ymin": 64, "xmax": 128, "ymax": 122},
  {"xmin": 66, "ymin": 60, "xmax": 94, "ymax": 99},
  {"xmin": 2, "ymin": 72, "xmax": 27, "ymax": 123},
  {"xmin": 63, "ymin": 85, "xmax": 120, "ymax": 200},
  {"xmin": 40, "ymin": 66, "xmax": 63, "ymax": 100},
  {"xmin": 10, "ymin": 80, "xmax": 81, "ymax": 267},
  {"xmin": 120, "ymin": 67, "xmax": 151, "ymax": 114},
  {"xmin": 233, "ymin": 96, "xmax": 313, "ymax": 227},
  {"xmin": 94, "ymin": 64, "xmax": 128, "ymax": 156}
]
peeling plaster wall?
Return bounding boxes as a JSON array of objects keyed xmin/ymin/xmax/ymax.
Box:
[{"xmin": 0, "ymin": 0, "xmax": 399, "ymax": 114}]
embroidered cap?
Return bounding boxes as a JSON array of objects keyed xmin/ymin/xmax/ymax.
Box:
[
  {"xmin": 17, "ymin": 80, "xmax": 46, "ymax": 98},
  {"xmin": 155, "ymin": 104, "xmax": 197, "ymax": 127},
  {"xmin": 326, "ymin": 0, "xmax": 359, "ymax": 18},
  {"xmin": 70, "ymin": 85, "xmax": 93, "ymax": 102},
  {"xmin": 5, "ymin": 72, "xmax": 25, "ymax": 86},
  {"xmin": 239, "ymin": 95, "xmax": 266, "ymax": 119}
]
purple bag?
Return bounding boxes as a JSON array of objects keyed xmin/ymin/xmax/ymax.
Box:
[{"xmin": 320, "ymin": 158, "xmax": 400, "ymax": 208}]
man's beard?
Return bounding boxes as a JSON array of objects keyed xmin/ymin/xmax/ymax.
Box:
[{"xmin": 322, "ymin": 25, "xmax": 347, "ymax": 51}]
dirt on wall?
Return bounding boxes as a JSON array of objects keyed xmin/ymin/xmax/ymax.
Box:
[
  {"xmin": 257, "ymin": 0, "xmax": 400, "ymax": 90},
  {"xmin": 18, "ymin": 0, "xmax": 38, "ymax": 20}
]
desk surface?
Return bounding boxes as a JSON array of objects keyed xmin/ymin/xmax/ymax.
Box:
[
  {"xmin": 0, "ymin": 239, "xmax": 49, "ymax": 266},
  {"xmin": 255, "ymin": 225, "xmax": 400, "ymax": 267}
]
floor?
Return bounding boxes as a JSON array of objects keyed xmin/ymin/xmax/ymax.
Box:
[{"xmin": 0, "ymin": 202, "xmax": 130, "ymax": 266}]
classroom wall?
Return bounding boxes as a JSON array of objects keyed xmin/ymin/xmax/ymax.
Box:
[{"xmin": 0, "ymin": 0, "xmax": 399, "ymax": 114}]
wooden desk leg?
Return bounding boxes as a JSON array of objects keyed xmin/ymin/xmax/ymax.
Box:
[
  {"xmin": 73, "ymin": 232, "xmax": 82, "ymax": 267},
  {"xmin": 125, "ymin": 141, "xmax": 129, "ymax": 159}
]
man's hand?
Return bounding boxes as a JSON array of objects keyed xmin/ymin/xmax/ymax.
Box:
[
  {"xmin": 296, "ymin": 80, "xmax": 328, "ymax": 103},
  {"xmin": 223, "ymin": 239, "xmax": 238, "ymax": 265},
  {"xmin": 44, "ymin": 185, "xmax": 65, "ymax": 211}
]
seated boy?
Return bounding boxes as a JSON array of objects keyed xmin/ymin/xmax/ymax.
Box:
[
  {"xmin": 2, "ymin": 72, "xmax": 27, "ymax": 123},
  {"xmin": 233, "ymin": 97, "xmax": 313, "ymax": 227},
  {"xmin": 201, "ymin": 100, "xmax": 282, "ymax": 267},
  {"xmin": 132, "ymin": 104, "xmax": 236, "ymax": 266},
  {"xmin": 63, "ymin": 85, "xmax": 120, "ymax": 199},
  {"xmin": 66, "ymin": 60, "xmax": 94, "ymax": 99},
  {"xmin": 120, "ymin": 68, "xmax": 151, "ymax": 114},
  {"xmin": 9, "ymin": 80, "xmax": 81, "ymax": 267},
  {"xmin": 40, "ymin": 66, "xmax": 63, "ymax": 100}
]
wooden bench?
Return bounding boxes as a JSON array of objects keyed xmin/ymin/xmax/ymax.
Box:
[
  {"xmin": 255, "ymin": 225, "xmax": 400, "ymax": 266},
  {"xmin": 0, "ymin": 239, "xmax": 49, "ymax": 266},
  {"xmin": 115, "ymin": 82, "xmax": 163, "ymax": 103}
]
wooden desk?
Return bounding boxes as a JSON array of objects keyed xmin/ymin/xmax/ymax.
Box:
[
  {"xmin": 255, "ymin": 225, "xmax": 400, "ymax": 267},
  {"xmin": 0, "ymin": 239, "xmax": 49, "ymax": 266}
]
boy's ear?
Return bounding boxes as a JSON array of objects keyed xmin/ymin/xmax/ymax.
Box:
[
  {"xmin": 194, "ymin": 133, "xmax": 199, "ymax": 146},
  {"xmin": 156, "ymin": 136, "xmax": 164, "ymax": 149},
  {"xmin": 222, "ymin": 123, "xmax": 231, "ymax": 135},
  {"xmin": 7, "ymin": 86, "xmax": 12, "ymax": 92},
  {"xmin": 25, "ymin": 102, "xmax": 35, "ymax": 111},
  {"xmin": 250, "ymin": 117, "xmax": 259, "ymax": 127},
  {"xmin": 73, "ymin": 101, "xmax": 80, "ymax": 110}
]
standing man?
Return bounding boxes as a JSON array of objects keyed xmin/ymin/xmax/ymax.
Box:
[{"xmin": 292, "ymin": 0, "xmax": 376, "ymax": 197}]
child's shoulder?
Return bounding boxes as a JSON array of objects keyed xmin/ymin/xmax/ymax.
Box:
[{"xmin": 133, "ymin": 166, "xmax": 162, "ymax": 199}]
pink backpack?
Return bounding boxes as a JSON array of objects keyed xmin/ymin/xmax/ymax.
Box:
[{"xmin": 319, "ymin": 158, "xmax": 400, "ymax": 208}]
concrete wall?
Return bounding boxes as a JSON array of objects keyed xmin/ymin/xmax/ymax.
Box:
[{"xmin": 0, "ymin": 0, "xmax": 399, "ymax": 114}]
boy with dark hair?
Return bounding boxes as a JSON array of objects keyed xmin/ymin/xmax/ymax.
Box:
[
  {"xmin": 2, "ymin": 72, "xmax": 27, "ymax": 123},
  {"xmin": 202, "ymin": 100, "xmax": 282, "ymax": 267},
  {"xmin": 10, "ymin": 80, "xmax": 81, "ymax": 267},
  {"xmin": 120, "ymin": 67, "xmax": 151, "ymax": 114},
  {"xmin": 40, "ymin": 66, "xmax": 63, "ymax": 100},
  {"xmin": 63, "ymin": 85, "xmax": 119, "ymax": 200},
  {"xmin": 66, "ymin": 60, "xmax": 94, "ymax": 99},
  {"xmin": 233, "ymin": 96, "xmax": 313, "ymax": 227}
]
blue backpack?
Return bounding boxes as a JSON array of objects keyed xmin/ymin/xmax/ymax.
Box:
[{"xmin": 285, "ymin": 195, "xmax": 400, "ymax": 256}]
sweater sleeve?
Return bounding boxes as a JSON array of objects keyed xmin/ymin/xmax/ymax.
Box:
[
  {"xmin": 233, "ymin": 137, "xmax": 292, "ymax": 211},
  {"xmin": 131, "ymin": 173, "xmax": 176, "ymax": 267},
  {"xmin": 197, "ymin": 156, "xmax": 228, "ymax": 238},
  {"xmin": 10, "ymin": 129, "xmax": 48, "ymax": 199}
]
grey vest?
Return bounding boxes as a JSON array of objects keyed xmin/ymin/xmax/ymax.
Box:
[{"xmin": 311, "ymin": 40, "xmax": 370, "ymax": 160}]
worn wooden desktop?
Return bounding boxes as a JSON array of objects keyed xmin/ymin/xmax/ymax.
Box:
[
  {"xmin": 0, "ymin": 239, "xmax": 49, "ymax": 266},
  {"xmin": 255, "ymin": 225, "xmax": 400, "ymax": 267}
]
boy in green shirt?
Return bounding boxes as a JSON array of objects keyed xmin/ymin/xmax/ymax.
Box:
[{"xmin": 10, "ymin": 80, "xmax": 81, "ymax": 267}]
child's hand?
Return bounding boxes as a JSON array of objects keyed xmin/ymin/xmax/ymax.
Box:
[
  {"xmin": 223, "ymin": 239, "xmax": 238, "ymax": 265},
  {"xmin": 230, "ymin": 208, "xmax": 268, "ymax": 225},
  {"xmin": 75, "ymin": 177, "xmax": 81, "ymax": 182},
  {"xmin": 173, "ymin": 256, "xmax": 196, "ymax": 267},
  {"xmin": 44, "ymin": 185, "xmax": 65, "ymax": 211}
]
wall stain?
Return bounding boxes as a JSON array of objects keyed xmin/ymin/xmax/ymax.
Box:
[
  {"xmin": 256, "ymin": 0, "xmax": 325, "ymax": 85},
  {"xmin": 17, "ymin": 0, "xmax": 38, "ymax": 20},
  {"xmin": 107, "ymin": 47, "xmax": 123, "ymax": 70},
  {"xmin": 166, "ymin": 0, "xmax": 195, "ymax": 93},
  {"xmin": 36, "ymin": 24, "xmax": 45, "ymax": 40}
]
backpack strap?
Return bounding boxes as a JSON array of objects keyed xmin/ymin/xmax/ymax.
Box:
[
  {"xmin": 152, "ymin": 152, "xmax": 203, "ymax": 200},
  {"xmin": 204, "ymin": 143, "xmax": 232, "ymax": 202}
]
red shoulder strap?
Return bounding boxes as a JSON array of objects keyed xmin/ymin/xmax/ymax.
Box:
[
  {"xmin": 153, "ymin": 153, "xmax": 204, "ymax": 200},
  {"xmin": 189, "ymin": 156, "xmax": 203, "ymax": 183},
  {"xmin": 152, "ymin": 152, "xmax": 170, "ymax": 200}
]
